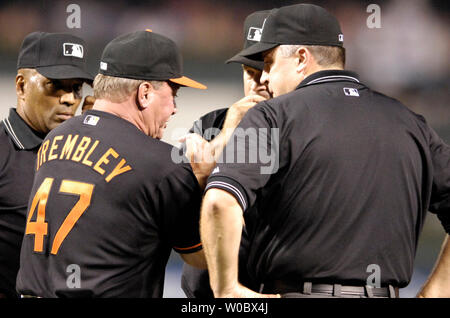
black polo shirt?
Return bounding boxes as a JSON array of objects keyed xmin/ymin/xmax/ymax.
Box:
[
  {"xmin": 0, "ymin": 108, "xmax": 44, "ymax": 298},
  {"xmin": 16, "ymin": 110, "xmax": 202, "ymax": 298},
  {"xmin": 206, "ymin": 70, "xmax": 450, "ymax": 290}
]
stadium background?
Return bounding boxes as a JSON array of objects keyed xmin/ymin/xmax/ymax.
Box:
[{"xmin": 0, "ymin": 0, "xmax": 448, "ymax": 297}]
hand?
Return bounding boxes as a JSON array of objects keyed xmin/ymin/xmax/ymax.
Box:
[
  {"xmin": 210, "ymin": 94, "xmax": 267, "ymax": 159},
  {"xmin": 179, "ymin": 133, "xmax": 216, "ymax": 189},
  {"xmin": 81, "ymin": 95, "xmax": 96, "ymax": 113},
  {"xmin": 222, "ymin": 95, "xmax": 267, "ymax": 131},
  {"xmin": 216, "ymin": 282, "xmax": 280, "ymax": 298}
]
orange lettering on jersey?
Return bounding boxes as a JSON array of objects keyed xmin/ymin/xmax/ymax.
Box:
[
  {"xmin": 40, "ymin": 140, "xmax": 50, "ymax": 167},
  {"xmin": 71, "ymin": 137, "xmax": 91, "ymax": 162},
  {"xmin": 36, "ymin": 144, "xmax": 42, "ymax": 171},
  {"xmin": 105, "ymin": 158, "xmax": 132, "ymax": 182},
  {"xmin": 60, "ymin": 134, "xmax": 79, "ymax": 160},
  {"xmin": 81, "ymin": 140, "xmax": 99, "ymax": 167},
  {"xmin": 93, "ymin": 148, "xmax": 118, "ymax": 175},
  {"xmin": 48, "ymin": 135, "xmax": 64, "ymax": 161}
]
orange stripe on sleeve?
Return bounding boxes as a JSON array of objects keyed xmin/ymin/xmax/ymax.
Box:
[{"xmin": 173, "ymin": 242, "xmax": 202, "ymax": 251}]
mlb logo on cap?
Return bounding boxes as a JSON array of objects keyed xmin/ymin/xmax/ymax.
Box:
[
  {"xmin": 16, "ymin": 32, "xmax": 93, "ymax": 81},
  {"xmin": 247, "ymin": 27, "xmax": 263, "ymax": 41},
  {"xmin": 63, "ymin": 43, "xmax": 84, "ymax": 58},
  {"xmin": 226, "ymin": 10, "xmax": 273, "ymax": 70}
]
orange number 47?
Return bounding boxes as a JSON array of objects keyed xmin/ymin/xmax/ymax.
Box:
[{"xmin": 25, "ymin": 177, "xmax": 94, "ymax": 255}]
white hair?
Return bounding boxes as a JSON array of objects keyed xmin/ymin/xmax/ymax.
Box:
[{"xmin": 93, "ymin": 74, "xmax": 164, "ymax": 103}]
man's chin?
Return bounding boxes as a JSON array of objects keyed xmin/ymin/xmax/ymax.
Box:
[
  {"xmin": 272, "ymin": 91, "xmax": 282, "ymax": 98},
  {"xmin": 46, "ymin": 122, "xmax": 60, "ymax": 133},
  {"xmin": 155, "ymin": 129, "xmax": 165, "ymax": 140},
  {"xmin": 261, "ymin": 92, "xmax": 272, "ymax": 99}
]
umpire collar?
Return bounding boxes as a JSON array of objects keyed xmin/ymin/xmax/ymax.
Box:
[
  {"xmin": 296, "ymin": 69, "xmax": 360, "ymax": 90},
  {"xmin": 1, "ymin": 108, "xmax": 44, "ymax": 150}
]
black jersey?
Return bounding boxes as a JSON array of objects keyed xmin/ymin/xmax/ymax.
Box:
[
  {"xmin": 0, "ymin": 108, "xmax": 44, "ymax": 298},
  {"xmin": 206, "ymin": 70, "xmax": 450, "ymax": 289},
  {"xmin": 16, "ymin": 110, "xmax": 202, "ymax": 298}
]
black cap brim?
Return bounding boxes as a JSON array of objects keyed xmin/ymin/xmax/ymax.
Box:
[
  {"xmin": 226, "ymin": 54, "xmax": 264, "ymax": 71},
  {"xmin": 36, "ymin": 64, "xmax": 94, "ymax": 82},
  {"xmin": 239, "ymin": 41, "xmax": 279, "ymax": 60}
]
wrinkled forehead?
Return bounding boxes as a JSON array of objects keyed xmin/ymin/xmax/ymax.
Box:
[
  {"xmin": 242, "ymin": 64, "xmax": 260, "ymax": 73},
  {"xmin": 18, "ymin": 68, "xmax": 48, "ymax": 86},
  {"xmin": 262, "ymin": 46, "xmax": 279, "ymax": 61}
]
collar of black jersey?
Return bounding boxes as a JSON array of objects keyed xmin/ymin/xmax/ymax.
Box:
[
  {"xmin": 296, "ymin": 70, "xmax": 360, "ymax": 90},
  {"xmin": 1, "ymin": 108, "xmax": 45, "ymax": 150}
]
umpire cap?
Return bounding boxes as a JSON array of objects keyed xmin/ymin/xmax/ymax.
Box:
[
  {"xmin": 17, "ymin": 31, "xmax": 93, "ymax": 82},
  {"xmin": 99, "ymin": 30, "xmax": 206, "ymax": 89},
  {"xmin": 239, "ymin": 4, "xmax": 344, "ymax": 60},
  {"xmin": 226, "ymin": 9, "xmax": 274, "ymax": 70}
]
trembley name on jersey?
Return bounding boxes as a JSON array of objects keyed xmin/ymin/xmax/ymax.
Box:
[{"xmin": 35, "ymin": 133, "xmax": 132, "ymax": 183}]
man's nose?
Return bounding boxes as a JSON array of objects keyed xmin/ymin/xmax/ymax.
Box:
[
  {"xmin": 172, "ymin": 101, "xmax": 177, "ymax": 115},
  {"xmin": 60, "ymin": 91, "xmax": 76, "ymax": 106},
  {"xmin": 260, "ymin": 70, "xmax": 269, "ymax": 85}
]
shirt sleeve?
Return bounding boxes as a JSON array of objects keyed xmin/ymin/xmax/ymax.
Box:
[
  {"xmin": 205, "ymin": 102, "xmax": 280, "ymax": 212},
  {"xmin": 155, "ymin": 162, "xmax": 203, "ymax": 253},
  {"xmin": 427, "ymin": 126, "xmax": 450, "ymax": 234},
  {"xmin": 188, "ymin": 108, "xmax": 228, "ymax": 142},
  {"xmin": 189, "ymin": 118, "xmax": 204, "ymax": 135}
]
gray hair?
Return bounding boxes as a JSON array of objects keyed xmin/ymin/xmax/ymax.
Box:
[
  {"xmin": 278, "ymin": 44, "xmax": 345, "ymax": 68},
  {"xmin": 93, "ymin": 74, "xmax": 164, "ymax": 103}
]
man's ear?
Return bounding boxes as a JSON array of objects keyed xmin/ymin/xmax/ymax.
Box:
[
  {"xmin": 15, "ymin": 72, "xmax": 26, "ymax": 100},
  {"xmin": 136, "ymin": 81, "xmax": 154, "ymax": 109},
  {"xmin": 295, "ymin": 47, "xmax": 311, "ymax": 74}
]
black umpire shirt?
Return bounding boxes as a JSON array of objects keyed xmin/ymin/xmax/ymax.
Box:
[
  {"xmin": 0, "ymin": 108, "xmax": 43, "ymax": 298},
  {"xmin": 206, "ymin": 70, "xmax": 450, "ymax": 290},
  {"xmin": 16, "ymin": 110, "xmax": 203, "ymax": 298}
]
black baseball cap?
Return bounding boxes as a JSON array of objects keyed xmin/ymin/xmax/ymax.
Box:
[
  {"xmin": 240, "ymin": 4, "xmax": 344, "ymax": 60},
  {"xmin": 17, "ymin": 31, "xmax": 93, "ymax": 82},
  {"xmin": 225, "ymin": 9, "xmax": 273, "ymax": 70},
  {"xmin": 99, "ymin": 30, "xmax": 206, "ymax": 89}
]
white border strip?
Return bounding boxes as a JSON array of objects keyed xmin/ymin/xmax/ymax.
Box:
[
  {"xmin": 2, "ymin": 118, "xmax": 25, "ymax": 149},
  {"xmin": 307, "ymin": 75, "xmax": 360, "ymax": 85},
  {"xmin": 206, "ymin": 181, "xmax": 247, "ymax": 210}
]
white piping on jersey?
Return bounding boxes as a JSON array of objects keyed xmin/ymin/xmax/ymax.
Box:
[
  {"xmin": 2, "ymin": 118, "xmax": 25, "ymax": 149},
  {"xmin": 205, "ymin": 181, "xmax": 247, "ymax": 211},
  {"xmin": 306, "ymin": 75, "xmax": 360, "ymax": 85}
]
